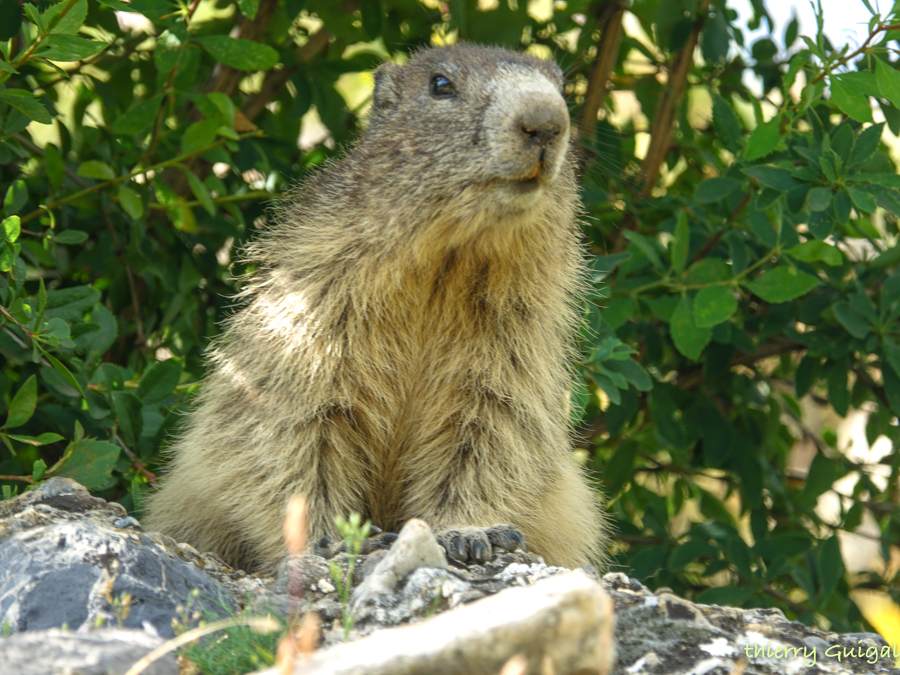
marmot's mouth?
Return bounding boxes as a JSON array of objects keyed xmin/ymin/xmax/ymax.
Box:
[{"xmin": 524, "ymin": 160, "xmax": 543, "ymax": 180}]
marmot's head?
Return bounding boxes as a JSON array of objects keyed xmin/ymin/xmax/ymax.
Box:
[{"xmin": 365, "ymin": 44, "xmax": 572, "ymax": 217}]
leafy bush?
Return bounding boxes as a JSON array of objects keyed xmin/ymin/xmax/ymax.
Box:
[{"xmin": 2, "ymin": 0, "xmax": 900, "ymax": 634}]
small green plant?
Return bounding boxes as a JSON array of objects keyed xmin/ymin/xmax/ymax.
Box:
[
  {"xmin": 328, "ymin": 513, "xmax": 372, "ymax": 640},
  {"xmin": 172, "ymin": 591, "xmax": 281, "ymax": 675}
]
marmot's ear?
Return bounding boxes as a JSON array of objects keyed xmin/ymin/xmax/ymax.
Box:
[{"xmin": 373, "ymin": 61, "xmax": 401, "ymax": 110}]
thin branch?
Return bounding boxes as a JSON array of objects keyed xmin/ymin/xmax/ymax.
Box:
[
  {"xmin": 12, "ymin": 133, "xmax": 90, "ymax": 189},
  {"xmin": 0, "ymin": 304, "xmax": 33, "ymax": 338},
  {"xmin": 114, "ymin": 433, "xmax": 158, "ymax": 485},
  {"xmin": 0, "ymin": 475, "xmax": 34, "ymax": 484},
  {"xmin": 811, "ymin": 22, "xmax": 900, "ymax": 84},
  {"xmin": 854, "ymin": 366, "xmax": 890, "ymax": 410},
  {"xmin": 19, "ymin": 130, "xmax": 263, "ymax": 224},
  {"xmin": 98, "ymin": 201, "xmax": 146, "ymax": 347},
  {"xmin": 577, "ymin": 0, "xmax": 627, "ymax": 142},
  {"xmin": 242, "ymin": 28, "xmax": 334, "ymax": 122},
  {"xmin": 638, "ymin": 0, "xmax": 712, "ymax": 198}
]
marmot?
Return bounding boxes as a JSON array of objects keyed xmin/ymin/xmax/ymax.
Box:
[{"xmin": 144, "ymin": 44, "xmax": 607, "ymax": 573}]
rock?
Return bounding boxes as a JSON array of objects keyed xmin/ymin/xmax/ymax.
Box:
[
  {"xmin": 602, "ymin": 572, "xmax": 900, "ymax": 675},
  {"xmin": 255, "ymin": 569, "xmax": 614, "ymax": 675},
  {"xmin": 350, "ymin": 518, "xmax": 447, "ymax": 606},
  {"xmin": 0, "ymin": 627, "xmax": 178, "ymax": 675},
  {"xmin": 0, "ymin": 478, "xmax": 251, "ymax": 638},
  {"xmin": 2, "ymin": 478, "xmax": 897, "ymax": 675}
]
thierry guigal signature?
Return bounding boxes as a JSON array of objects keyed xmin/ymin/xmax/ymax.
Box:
[{"xmin": 745, "ymin": 639, "xmax": 897, "ymax": 667}]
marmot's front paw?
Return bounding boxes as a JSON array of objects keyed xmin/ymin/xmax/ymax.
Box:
[
  {"xmin": 436, "ymin": 525, "xmax": 526, "ymax": 564},
  {"xmin": 313, "ymin": 531, "xmax": 399, "ymax": 559}
]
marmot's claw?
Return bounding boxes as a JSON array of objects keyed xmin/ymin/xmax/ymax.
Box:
[
  {"xmin": 447, "ymin": 535, "xmax": 468, "ymax": 562},
  {"xmin": 487, "ymin": 525, "xmax": 526, "ymax": 553},
  {"xmin": 313, "ymin": 530, "xmax": 399, "ymax": 559},
  {"xmin": 313, "ymin": 535, "xmax": 335, "ymax": 558},
  {"xmin": 470, "ymin": 537, "xmax": 491, "ymax": 564},
  {"xmin": 437, "ymin": 525, "xmax": 524, "ymax": 564},
  {"xmin": 368, "ymin": 531, "xmax": 398, "ymax": 551}
]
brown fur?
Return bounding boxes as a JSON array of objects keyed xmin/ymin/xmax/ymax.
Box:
[{"xmin": 143, "ymin": 45, "xmax": 607, "ymax": 573}]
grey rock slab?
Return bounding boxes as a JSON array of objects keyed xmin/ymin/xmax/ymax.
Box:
[
  {"xmin": 255, "ymin": 569, "xmax": 615, "ymax": 675},
  {"xmin": 0, "ymin": 627, "xmax": 177, "ymax": 675},
  {"xmin": 0, "ymin": 478, "xmax": 236, "ymax": 638}
]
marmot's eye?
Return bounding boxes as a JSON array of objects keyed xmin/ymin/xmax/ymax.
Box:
[{"xmin": 430, "ymin": 74, "xmax": 456, "ymax": 99}]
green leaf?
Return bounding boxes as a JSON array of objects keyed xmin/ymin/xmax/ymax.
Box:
[
  {"xmin": 605, "ymin": 359, "xmax": 652, "ymax": 391},
  {"xmin": 741, "ymin": 166, "xmax": 796, "ymax": 191},
  {"xmin": 57, "ymin": 438, "xmax": 121, "ymax": 489},
  {"xmin": 180, "ymin": 119, "xmax": 220, "ymax": 156},
  {"xmin": 712, "ymin": 92, "xmax": 742, "ymax": 154},
  {"xmin": 110, "ymin": 94, "xmax": 164, "ymax": 136},
  {"xmin": 76, "ymin": 160, "xmax": 116, "ymax": 181},
  {"xmin": 236, "ymin": 0, "xmax": 259, "ymax": 19},
  {"xmin": 2, "ymin": 215, "xmax": 20, "ymax": 243},
  {"xmin": 744, "ymin": 117, "xmax": 781, "ymax": 162},
  {"xmin": 32, "ymin": 459, "xmax": 46, "ymax": 480},
  {"xmin": 0, "ymin": 90, "xmax": 52, "ymax": 124},
  {"xmin": 45, "ymin": 285, "xmax": 100, "ymax": 322},
  {"xmin": 785, "ymin": 240, "xmax": 841, "ymax": 266},
  {"xmin": 694, "ymin": 177, "xmax": 740, "ymax": 203},
  {"xmin": 118, "ymin": 184, "xmax": 145, "ymax": 220},
  {"xmin": 42, "ymin": 351, "xmax": 85, "ymax": 397},
  {"xmin": 112, "ymin": 391, "xmax": 143, "ymax": 447},
  {"xmin": 4, "ymin": 179, "xmax": 26, "ymax": 215},
  {"xmin": 756, "ymin": 534, "xmax": 812, "ymax": 562},
  {"xmin": 827, "ymin": 359, "xmax": 850, "ymax": 417},
  {"xmin": 833, "ymin": 189, "xmax": 851, "ymax": 224},
  {"xmin": 41, "ymin": 34, "xmax": 106, "ymax": 61},
  {"xmin": 849, "ymin": 123, "xmax": 883, "ymax": 167},
  {"xmin": 668, "ymin": 538, "xmax": 717, "ymax": 570},
  {"xmin": 52, "ymin": 230, "xmax": 88, "ymax": 244},
  {"xmin": 84, "ymin": 304, "xmax": 117, "ymax": 359},
  {"xmin": 184, "ymin": 171, "xmax": 215, "ymax": 215},
  {"xmin": 695, "ymin": 586, "xmax": 754, "ymax": 606},
  {"xmin": 623, "ymin": 230, "xmax": 664, "ymax": 271},
  {"xmin": 136, "ymin": 359, "xmax": 183, "ymax": 404},
  {"xmin": 833, "ymin": 302, "xmax": 871, "ymax": 339},
  {"xmin": 884, "ymin": 365, "xmax": 900, "ymax": 415},
  {"xmin": 831, "ymin": 75, "xmax": 874, "ymax": 123},
  {"xmin": 670, "ymin": 297, "xmax": 712, "ymax": 361},
  {"xmin": 44, "ymin": 143, "xmax": 65, "ymax": 190},
  {"xmin": 817, "ymin": 535, "xmax": 844, "ymax": 601},
  {"xmin": 803, "ymin": 453, "xmax": 842, "ymax": 500},
  {"xmin": 0, "ymin": 0, "xmax": 23, "ymax": 41},
  {"xmin": 847, "ymin": 186, "xmax": 877, "ymax": 213},
  {"xmin": 5, "ymin": 374, "xmax": 37, "ymax": 429},
  {"xmin": 671, "ymin": 211, "xmax": 689, "ymax": 275},
  {"xmin": 876, "ymin": 58, "xmax": 900, "ymax": 108},
  {"xmin": 7, "ymin": 433, "xmax": 64, "ymax": 446},
  {"xmin": 795, "ymin": 355, "xmax": 819, "ymax": 397},
  {"xmin": 745, "ymin": 267, "xmax": 819, "ymax": 303},
  {"xmin": 44, "ymin": 0, "xmax": 86, "ymax": 34},
  {"xmin": 808, "ymin": 209, "xmax": 835, "ymax": 240},
  {"xmin": 360, "ymin": 0, "xmax": 382, "ymax": 39},
  {"xmin": 194, "ymin": 36, "xmax": 279, "ymax": 71},
  {"xmin": 0, "ymin": 242, "xmax": 18, "ymax": 272},
  {"xmin": 884, "ymin": 338, "xmax": 900, "ymax": 377},
  {"xmin": 685, "ymin": 257, "xmax": 731, "ymax": 283},
  {"xmin": 806, "ymin": 186, "xmax": 832, "ymax": 212},
  {"xmin": 693, "ymin": 286, "xmax": 738, "ymax": 327}
]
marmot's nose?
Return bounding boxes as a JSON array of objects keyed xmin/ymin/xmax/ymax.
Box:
[
  {"xmin": 520, "ymin": 120, "xmax": 561, "ymax": 147},
  {"xmin": 517, "ymin": 104, "xmax": 566, "ymax": 148}
]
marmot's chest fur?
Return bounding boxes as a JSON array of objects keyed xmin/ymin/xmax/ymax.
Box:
[{"xmin": 143, "ymin": 44, "xmax": 607, "ymax": 573}]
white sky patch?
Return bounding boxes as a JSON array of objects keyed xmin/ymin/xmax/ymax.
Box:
[{"xmin": 730, "ymin": 0, "xmax": 883, "ymax": 54}]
